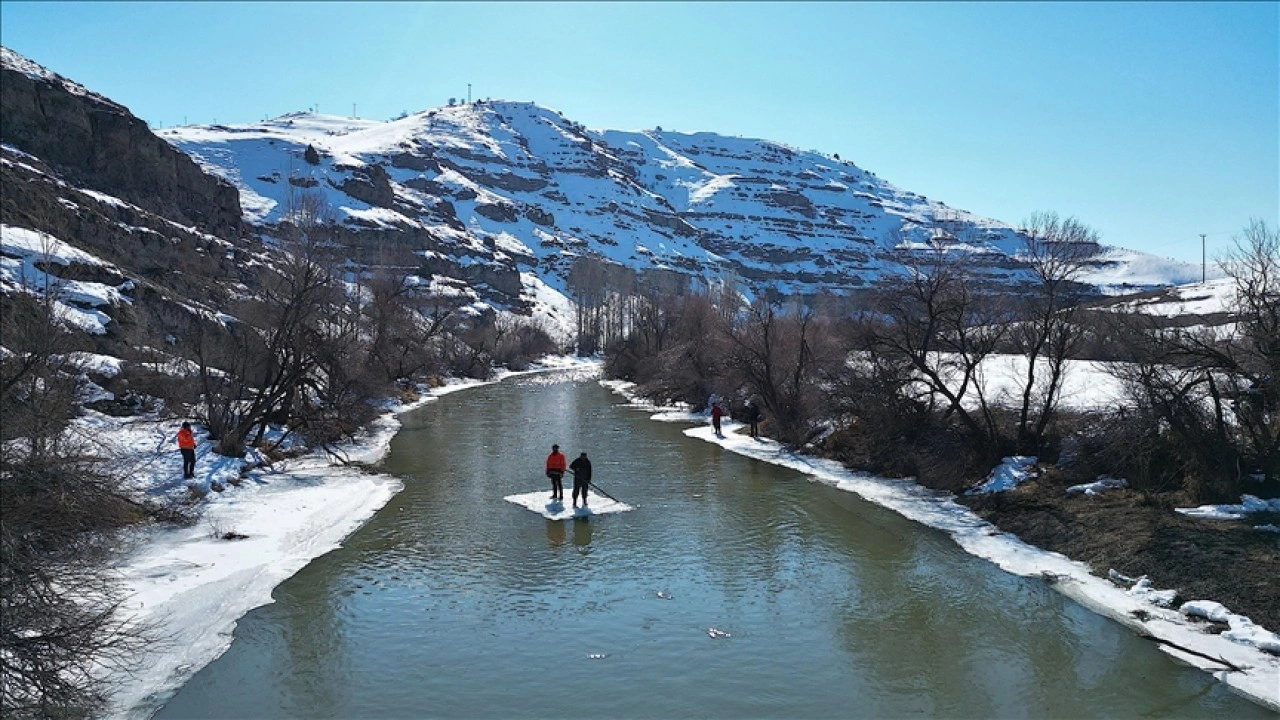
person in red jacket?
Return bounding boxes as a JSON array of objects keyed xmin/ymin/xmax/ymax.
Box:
[
  {"xmin": 711, "ymin": 402, "xmax": 725, "ymax": 438},
  {"xmin": 545, "ymin": 444, "xmax": 567, "ymax": 502},
  {"xmin": 177, "ymin": 422, "xmax": 197, "ymax": 479}
]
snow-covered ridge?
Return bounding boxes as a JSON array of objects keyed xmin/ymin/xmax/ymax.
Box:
[
  {"xmin": 1, "ymin": 46, "xmax": 121, "ymax": 108},
  {"xmin": 159, "ymin": 100, "xmax": 1202, "ymax": 303}
]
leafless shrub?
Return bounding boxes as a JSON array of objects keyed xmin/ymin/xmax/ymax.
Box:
[
  {"xmin": 207, "ymin": 519, "xmax": 247, "ymax": 541},
  {"xmin": 1, "ymin": 281, "xmax": 163, "ymax": 717},
  {"xmin": 1101, "ymin": 220, "xmax": 1279, "ymax": 499}
]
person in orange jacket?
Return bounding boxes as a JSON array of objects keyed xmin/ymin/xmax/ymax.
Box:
[
  {"xmin": 545, "ymin": 444, "xmax": 567, "ymax": 502},
  {"xmin": 177, "ymin": 422, "xmax": 198, "ymax": 479}
]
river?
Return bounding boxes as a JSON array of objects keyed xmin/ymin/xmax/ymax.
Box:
[{"xmin": 154, "ymin": 369, "xmax": 1265, "ymax": 718}]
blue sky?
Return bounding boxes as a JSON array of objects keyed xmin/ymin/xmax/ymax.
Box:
[{"xmin": 2, "ymin": 1, "xmax": 1276, "ymax": 265}]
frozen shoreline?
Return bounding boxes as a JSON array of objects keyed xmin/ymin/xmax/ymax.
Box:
[{"xmin": 600, "ymin": 380, "xmax": 1280, "ymax": 712}]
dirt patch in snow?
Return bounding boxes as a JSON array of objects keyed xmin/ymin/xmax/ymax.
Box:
[{"xmin": 959, "ymin": 474, "xmax": 1280, "ymax": 633}]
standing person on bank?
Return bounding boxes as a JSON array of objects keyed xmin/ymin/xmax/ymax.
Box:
[
  {"xmin": 710, "ymin": 402, "xmax": 725, "ymax": 437},
  {"xmin": 177, "ymin": 422, "xmax": 197, "ymax": 479},
  {"xmin": 746, "ymin": 400, "xmax": 761, "ymax": 439},
  {"xmin": 569, "ymin": 452, "xmax": 592, "ymax": 507},
  {"xmin": 545, "ymin": 444, "xmax": 567, "ymax": 502}
]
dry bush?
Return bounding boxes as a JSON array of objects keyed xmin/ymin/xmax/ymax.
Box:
[
  {"xmin": 2, "ymin": 348, "xmax": 165, "ymax": 717},
  {"xmin": 1068, "ymin": 406, "xmax": 1188, "ymax": 494}
]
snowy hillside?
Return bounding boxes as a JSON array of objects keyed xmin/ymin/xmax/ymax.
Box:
[{"xmin": 159, "ymin": 101, "xmax": 1202, "ymax": 306}]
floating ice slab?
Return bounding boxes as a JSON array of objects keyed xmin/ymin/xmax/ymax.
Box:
[{"xmin": 504, "ymin": 490, "xmax": 633, "ymax": 520}]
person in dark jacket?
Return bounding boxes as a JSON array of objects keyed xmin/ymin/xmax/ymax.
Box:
[
  {"xmin": 569, "ymin": 452, "xmax": 592, "ymax": 507},
  {"xmin": 746, "ymin": 400, "xmax": 761, "ymax": 439}
]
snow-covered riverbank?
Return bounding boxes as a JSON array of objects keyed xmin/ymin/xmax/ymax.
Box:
[{"xmin": 600, "ymin": 381, "xmax": 1280, "ymax": 712}]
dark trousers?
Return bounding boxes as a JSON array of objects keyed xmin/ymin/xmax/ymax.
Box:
[
  {"xmin": 181, "ymin": 448, "xmax": 196, "ymax": 479},
  {"xmin": 572, "ymin": 477, "xmax": 590, "ymax": 504},
  {"xmin": 548, "ymin": 470, "xmax": 564, "ymax": 499}
]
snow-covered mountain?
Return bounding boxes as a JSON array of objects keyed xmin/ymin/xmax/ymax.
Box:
[
  {"xmin": 159, "ymin": 100, "xmax": 1204, "ymax": 312},
  {"xmin": 1, "ymin": 44, "xmax": 1205, "ymax": 347}
]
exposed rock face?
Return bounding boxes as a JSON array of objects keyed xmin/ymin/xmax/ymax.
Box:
[
  {"xmin": 474, "ymin": 202, "xmax": 518, "ymax": 223},
  {"xmin": 338, "ymin": 164, "xmax": 396, "ymax": 208},
  {"xmin": 0, "ymin": 48, "xmax": 244, "ymax": 239},
  {"xmin": 389, "ymin": 152, "xmax": 439, "ymax": 172},
  {"xmin": 0, "ymin": 140, "xmax": 262, "ymax": 359},
  {"xmin": 524, "ymin": 206, "xmax": 555, "ymax": 227}
]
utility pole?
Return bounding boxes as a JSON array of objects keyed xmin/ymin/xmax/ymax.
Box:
[
  {"xmin": 1200, "ymin": 233, "xmax": 1207, "ymax": 283},
  {"xmin": 468, "ymin": 83, "xmax": 472, "ymax": 104},
  {"xmin": 353, "ymin": 103, "xmax": 357, "ymax": 119}
]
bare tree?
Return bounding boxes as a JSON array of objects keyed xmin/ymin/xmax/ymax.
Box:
[
  {"xmin": 362, "ymin": 268, "xmax": 454, "ymax": 383},
  {"xmin": 604, "ymin": 269, "xmax": 691, "ymax": 381},
  {"xmin": 1010, "ymin": 211, "xmax": 1101, "ymax": 452},
  {"xmin": 719, "ymin": 297, "xmax": 840, "ymax": 447},
  {"xmin": 195, "ymin": 190, "xmax": 349, "ymax": 456},
  {"xmin": 567, "ymin": 256, "xmax": 607, "ymax": 355},
  {"xmin": 865, "ymin": 240, "xmax": 1008, "ymax": 453},
  {"xmin": 641, "ymin": 291, "xmax": 728, "ymax": 406},
  {"xmin": 1220, "ymin": 220, "xmax": 1279, "ymax": 468}
]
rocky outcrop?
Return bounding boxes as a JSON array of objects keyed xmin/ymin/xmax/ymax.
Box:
[
  {"xmin": 474, "ymin": 202, "xmax": 518, "ymax": 223},
  {"xmin": 0, "ymin": 52, "xmax": 243, "ymax": 239},
  {"xmin": 338, "ymin": 164, "xmax": 396, "ymax": 208},
  {"xmin": 762, "ymin": 190, "xmax": 816, "ymax": 218},
  {"xmin": 524, "ymin": 206, "xmax": 555, "ymax": 227},
  {"xmin": 389, "ymin": 151, "xmax": 439, "ymax": 172}
]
